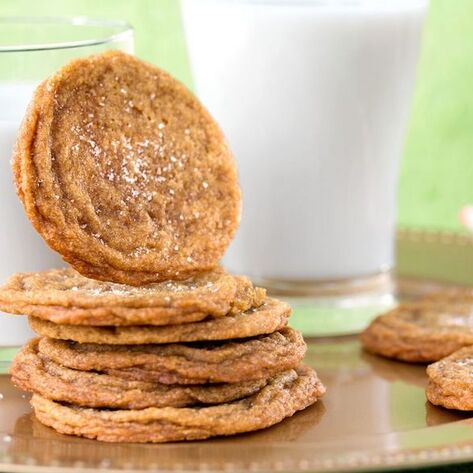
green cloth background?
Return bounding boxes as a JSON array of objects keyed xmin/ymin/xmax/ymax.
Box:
[{"xmin": 1, "ymin": 0, "xmax": 472, "ymax": 233}]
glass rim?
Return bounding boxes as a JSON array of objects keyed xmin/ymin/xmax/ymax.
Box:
[{"xmin": 0, "ymin": 16, "xmax": 133, "ymax": 53}]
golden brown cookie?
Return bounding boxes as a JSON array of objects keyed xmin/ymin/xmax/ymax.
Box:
[
  {"xmin": 0, "ymin": 268, "xmax": 265, "ymax": 326},
  {"xmin": 11, "ymin": 339, "xmax": 270, "ymax": 409},
  {"xmin": 29, "ymin": 297, "xmax": 290, "ymax": 345},
  {"xmin": 37, "ymin": 328, "xmax": 305, "ymax": 384},
  {"xmin": 13, "ymin": 50, "xmax": 240, "ymax": 285},
  {"xmin": 361, "ymin": 301, "xmax": 473, "ymax": 363},
  {"xmin": 426, "ymin": 346, "xmax": 473, "ymax": 411},
  {"xmin": 230, "ymin": 276, "xmax": 267, "ymax": 315},
  {"xmin": 30, "ymin": 366, "xmax": 325, "ymax": 443}
]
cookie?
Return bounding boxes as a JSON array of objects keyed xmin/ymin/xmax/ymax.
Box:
[
  {"xmin": 426, "ymin": 346, "xmax": 473, "ymax": 411},
  {"xmin": 361, "ymin": 301, "xmax": 473, "ymax": 362},
  {"xmin": 29, "ymin": 297, "xmax": 290, "ymax": 345},
  {"xmin": 0, "ymin": 268, "xmax": 265, "ymax": 326},
  {"xmin": 230, "ymin": 276, "xmax": 267, "ymax": 314},
  {"xmin": 11, "ymin": 339, "xmax": 271, "ymax": 409},
  {"xmin": 30, "ymin": 366, "xmax": 325, "ymax": 443},
  {"xmin": 13, "ymin": 50, "xmax": 240, "ymax": 285},
  {"xmin": 37, "ymin": 327, "xmax": 305, "ymax": 384}
]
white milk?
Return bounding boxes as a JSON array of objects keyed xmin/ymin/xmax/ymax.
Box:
[
  {"xmin": 181, "ymin": 0, "xmax": 428, "ymax": 283},
  {"xmin": 0, "ymin": 83, "xmax": 62, "ymax": 346}
]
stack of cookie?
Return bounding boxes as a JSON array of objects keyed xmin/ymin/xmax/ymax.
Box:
[
  {"xmin": 361, "ymin": 288, "xmax": 473, "ymax": 412},
  {"xmin": 3, "ymin": 268, "xmax": 324, "ymax": 442},
  {"xmin": 2, "ymin": 51, "xmax": 325, "ymax": 442}
]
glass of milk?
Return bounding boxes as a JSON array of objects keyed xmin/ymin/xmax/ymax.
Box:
[
  {"xmin": 181, "ymin": 0, "xmax": 428, "ymax": 302},
  {"xmin": 0, "ymin": 18, "xmax": 134, "ymax": 346}
]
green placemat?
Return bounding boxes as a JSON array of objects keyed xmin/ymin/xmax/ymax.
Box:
[
  {"xmin": 0, "ymin": 347, "xmax": 17, "ymax": 374},
  {"xmin": 290, "ymin": 299, "xmax": 395, "ymax": 337}
]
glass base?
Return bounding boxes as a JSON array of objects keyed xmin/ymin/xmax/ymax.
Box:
[
  {"xmin": 252, "ymin": 270, "xmax": 394, "ymax": 297},
  {"xmin": 254, "ymin": 271, "xmax": 396, "ymax": 337}
]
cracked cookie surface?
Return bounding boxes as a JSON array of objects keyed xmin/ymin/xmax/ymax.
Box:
[
  {"xmin": 37, "ymin": 327, "xmax": 305, "ymax": 384},
  {"xmin": 426, "ymin": 346, "xmax": 473, "ymax": 410},
  {"xmin": 0, "ymin": 268, "xmax": 265, "ymax": 326},
  {"xmin": 30, "ymin": 366, "xmax": 325, "ymax": 443},
  {"xmin": 361, "ymin": 300, "xmax": 473, "ymax": 362},
  {"xmin": 29, "ymin": 297, "xmax": 290, "ymax": 345},
  {"xmin": 13, "ymin": 50, "xmax": 240, "ymax": 285},
  {"xmin": 11, "ymin": 339, "xmax": 271, "ymax": 409}
]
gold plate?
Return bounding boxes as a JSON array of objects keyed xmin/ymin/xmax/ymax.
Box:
[
  {"xmin": 0, "ymin": 228, "xmax": 473, "ymax": 472},
  {"xmin": 2, "ymin": 339, "xmax": 473, "ymax": 473}
]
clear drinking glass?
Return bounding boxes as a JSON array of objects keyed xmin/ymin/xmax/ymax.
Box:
[
  {"xmin": 181, "ymin": 0, "xmax": 429, "ymax": 326},
  {"xmin": 0, "ymin": 17, "xmax": 134, "ymax": 346}
]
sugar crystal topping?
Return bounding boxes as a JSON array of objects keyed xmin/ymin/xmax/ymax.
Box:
[
  {"xmin": 58, "ymin": 275, "xmax": 217, "ymax": 297},
  {"xmin": 65, "ymin": 77, "xmax": 210, "ymax": 219},
  {"xmin": 64, "ymin": 80, "xmax": 211, "ymax": 256}
]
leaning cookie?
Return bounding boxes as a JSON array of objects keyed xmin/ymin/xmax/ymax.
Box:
[
  {"xmin": 37, "ymin": 328, "xmax": 305, "ymax": 384},
  {"xmin": 30, "ymin": 366, "xmax": 325, "ymax": 443},
  {"xmin": 14, "ymin": 50, "xmax": 241, "ymax": 285},
  {"xmin": 11, "ymin": 339, "xmax": 271, "ymax": 409},
  {"xmin": 0, "ymin": 268, "xmax": 265, "ymax": 326},
  {"xmin": 360, "ymin": 301, "xmax": 473, "ymax": 362},
  {"xmin": 426, "ymin": 346, "xmax": 473, "ymax": 411},
  {"xmin": 29, "ymin": 298, "xmax": 290, "ymax": 345}
]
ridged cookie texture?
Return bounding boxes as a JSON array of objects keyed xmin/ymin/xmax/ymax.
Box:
[
  {"xmin": 13, "ymin": 50, "xmax": 241, "ymax": 285},
  {"xmin": 30, "ymin": 367, "xmax": 325, "ymax": 443},
  {"xmin": 361, "ymin": 299, "xmax": 473, "ymax": 363},
  {"xmin": 0, "ymin": 268, "xmax": 265, "ymax": 326},
  {"xmin": 29, "ymin": 298, "xmax": 291, "ymax": 345},
  {"xmin": 36, "ymin": 328, "xmax": 306, "ymax": 384},
  {"xmin": 11, "ymin": 339, "xmax": 271, "ymax": 409}
]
